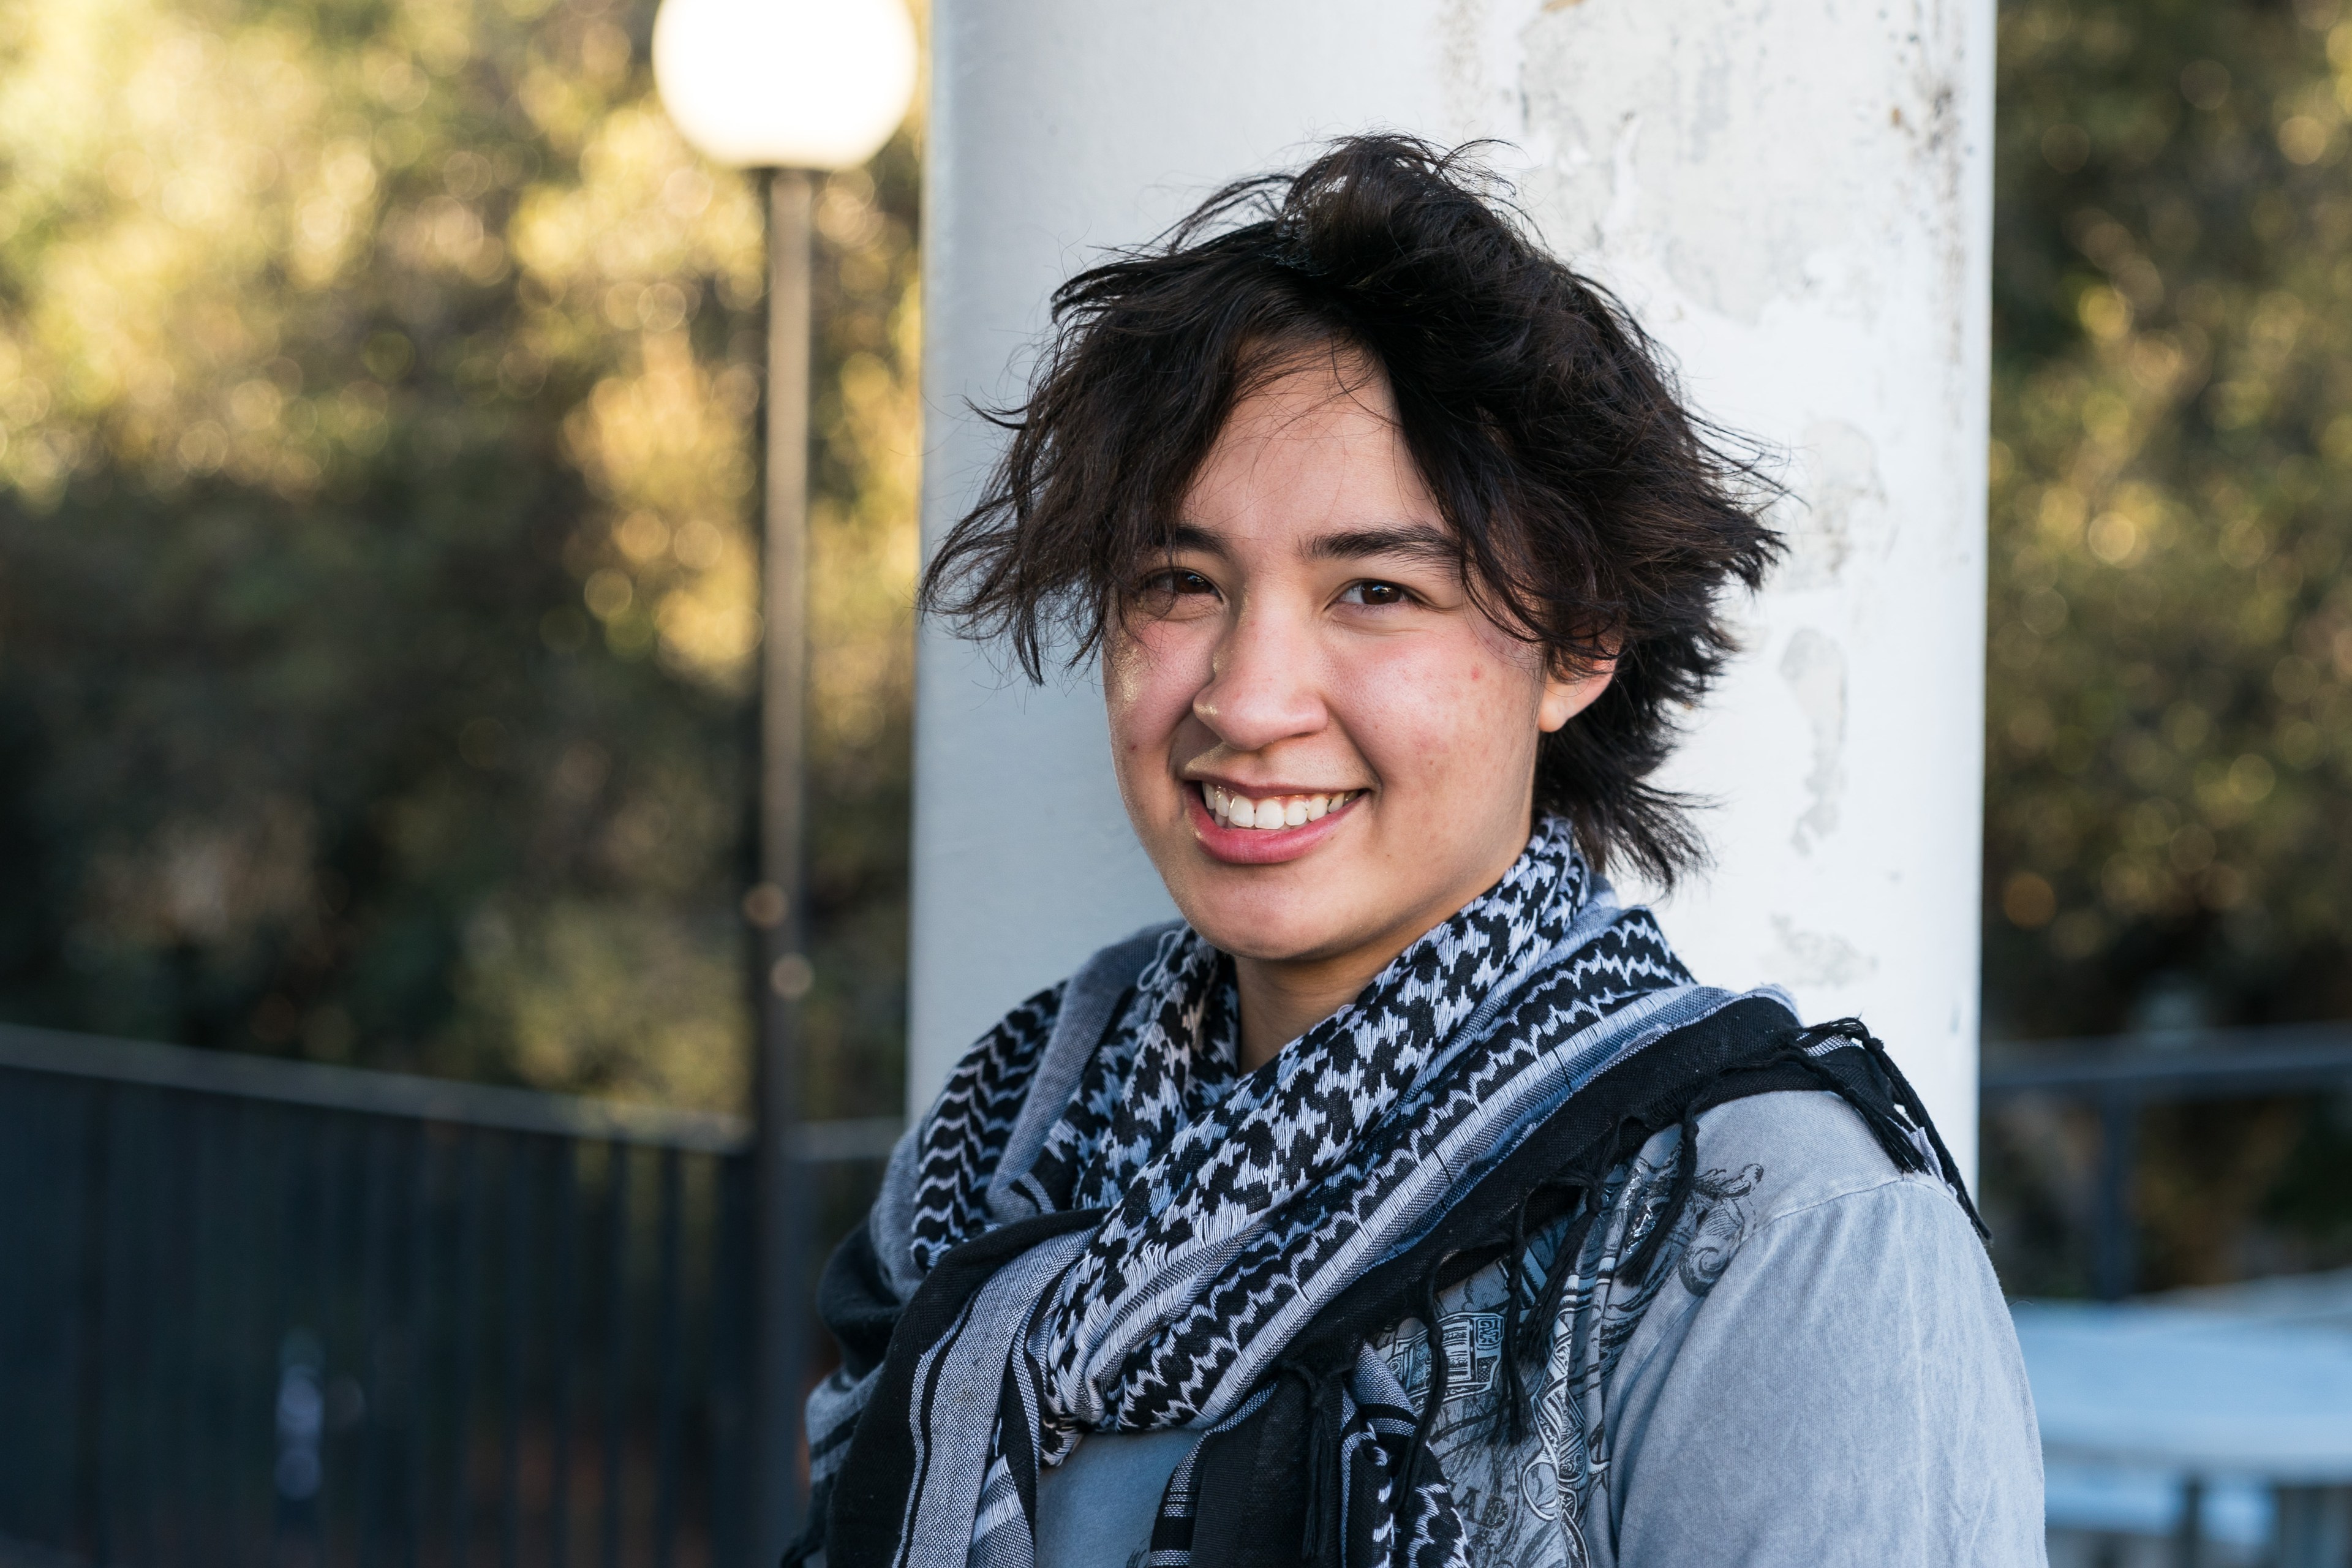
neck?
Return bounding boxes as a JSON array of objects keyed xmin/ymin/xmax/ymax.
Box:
[{"xmin": 1231, "ymin": 949, "xmax": 1390, "ymax": 1072}]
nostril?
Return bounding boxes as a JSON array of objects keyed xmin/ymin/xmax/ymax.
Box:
[{"xmin": 1192, "ymin": 658, "xmax": 1326, "ymax": 749}]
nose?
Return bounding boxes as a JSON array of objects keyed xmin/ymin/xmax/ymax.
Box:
[{"xmin": 1192, "ymin": 598, "xmax": 1326, "ymax": 753}]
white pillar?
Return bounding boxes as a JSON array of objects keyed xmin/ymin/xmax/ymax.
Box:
[{"xmin": 911, "ymin": 0, "xmax": 1994, "ymax": 1182}]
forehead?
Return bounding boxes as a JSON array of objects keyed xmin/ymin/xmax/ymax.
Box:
[{"xmin": 1176, "ymin": 356, "xmax": 1444, "ymax": 550}]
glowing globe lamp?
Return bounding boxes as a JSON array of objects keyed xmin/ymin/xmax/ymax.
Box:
[{"xmin": 652, "ymin": 0, "xmax": 916, "ymax": 172}]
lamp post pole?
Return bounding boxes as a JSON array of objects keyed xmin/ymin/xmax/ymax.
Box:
[
  {"xmin": 753, "ymin": 164, "xmax": 816, "ymax": 1561},
  {"xmin": 649, "ymin": 1, "xmax": 913, "ymax": 1554}
]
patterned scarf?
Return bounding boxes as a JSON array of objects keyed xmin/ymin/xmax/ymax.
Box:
[{"xmin": 807, "ymin": 820, "xmax": 1766, "ymax": 1568}]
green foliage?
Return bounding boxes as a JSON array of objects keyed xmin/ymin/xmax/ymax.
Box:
[
  {"xmin": 0, "ymin": 0, "xmax": 922, "ymax": 1120},
  {"xmin": 1985, "ymin": 0, "xmax": 2352, "ymax": 1291},
  {"xmin": 1986, "ymin": 0, "xmax": 2352, "ymax": 1041}
]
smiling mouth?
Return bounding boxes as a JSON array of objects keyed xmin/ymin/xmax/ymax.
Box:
[{"xmin": 1197, "ymin": 782, "xmax": 1362, "ymax": 831}]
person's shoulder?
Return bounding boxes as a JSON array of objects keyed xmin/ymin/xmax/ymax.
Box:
[
  {"xmin": 1687, "ymin": 1085, "xmax": 1967, "ymax": 1233},
  {"xmin": 944, "ymin": 978, "xmax": 1068, "ymax": 1077},
  {"xmin": 1060, "ymin": 918, "xmax": 1182, "ymax": 1020},
  {"xmin": 1599, "ymin": 1103, "xmax": 2041, "ymax": 1568},
  {"xmin": 931, "ymin": 919, "xmax": 1183, "ymax": 1114},
  {"xmin": 1608, "ymin": 1090, "xmax": 2005, "ymax": 1374}
]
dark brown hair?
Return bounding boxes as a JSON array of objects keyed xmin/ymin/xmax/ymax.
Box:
[{"xmin": 920, "ymin": 135, "xmax": 1781, "ymax": 885}]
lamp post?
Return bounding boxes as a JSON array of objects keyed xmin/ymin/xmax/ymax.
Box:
[{"xmin": 650, "ymin": 1, "xmax": 916, "ymax": 1556}]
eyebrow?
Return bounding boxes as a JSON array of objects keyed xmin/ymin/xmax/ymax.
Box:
[
  {"xmin": 1300, "ymin": 522, "xmax": 1458, "ymax": 565},
  {"xmin": 1157, "ymin": 520, "xmax": 1458, "ymax": 565}
]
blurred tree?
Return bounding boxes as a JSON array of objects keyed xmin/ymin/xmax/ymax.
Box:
[
  {"xmin": 1986, "ymin": 0, "xmax": 2352, "ymax": 1286},
  {"xmin": 0, "ymin": 0, "xmax": 921, "ymax": 1122}
]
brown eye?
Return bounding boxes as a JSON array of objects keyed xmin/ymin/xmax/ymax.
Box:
[
  {"xmin": 1134, "ymin": 568, "xmax": 1217, "ymax": 612},
  {"xmin": 1343, "ymin": 580, "xmax": 1409, "ymax": 607}
]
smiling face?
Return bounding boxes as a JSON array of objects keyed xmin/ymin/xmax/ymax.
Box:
[{"xmin": 1103, "ymin": 352, "xmax": 1612, "ymax": 1063}]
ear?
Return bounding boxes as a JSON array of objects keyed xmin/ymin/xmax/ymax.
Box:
[{"xmin": 1537, "ymin": 655, "xmax": 1616, "ymax": 734}]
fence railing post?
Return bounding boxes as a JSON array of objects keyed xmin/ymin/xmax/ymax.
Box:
[
  {"xmin": 2092, "ymin": 1090, "xmax": 2137, "ymax": 1302},
  {"xmin": 0, "ymin": 1027, "xmax": 901, "ymax": 1568}
]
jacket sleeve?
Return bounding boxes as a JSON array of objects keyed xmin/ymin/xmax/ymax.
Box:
[{"xmin": 1600, "ymin": 1175, "xmax": 2047, "ymax": 1568}]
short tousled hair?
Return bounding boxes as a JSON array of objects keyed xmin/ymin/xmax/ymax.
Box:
[{"xmin": 920, "ymin": 135, "xmax": 1781, "ymax": 886}]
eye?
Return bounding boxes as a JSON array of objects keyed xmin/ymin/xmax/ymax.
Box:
[
  {"xmin": 1133, "ymin": 567, "xmax": 1219, "ymax": 614},
  {"xmin": 1153, "ymin": 569, "xmax": 1215, "ymax": 597},
  {"xmin": 1340, "ymin": 580, "xmax": 1412, "ymax": 608}
]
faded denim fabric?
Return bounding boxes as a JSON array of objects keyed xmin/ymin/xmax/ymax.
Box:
[{"xmin": 1031, "ymin": 1089, "xmax": 2046, "ymax": 1568}]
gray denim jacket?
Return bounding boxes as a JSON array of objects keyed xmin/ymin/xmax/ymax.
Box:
[{"xmin": 1035, "ymin": 1085, "xmax": 2046, "ymax": 1568}]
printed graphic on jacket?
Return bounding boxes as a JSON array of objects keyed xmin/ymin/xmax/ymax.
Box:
[{"xmin": 1370, "ymin": 1134, "xmax": 1765, "ymax": 1568}]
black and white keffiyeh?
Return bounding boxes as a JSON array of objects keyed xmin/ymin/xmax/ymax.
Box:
[{"xmin": 801, "ymin": 820, "xmax": 1844, "ymax": 1568}]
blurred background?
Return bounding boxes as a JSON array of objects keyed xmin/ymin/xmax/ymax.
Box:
[
  {"xmin": 0, "ymin": 0, "xmax": 917, "ymax": 1123},
  {"xmin": 0, "ymin": 0, "xmax": 919, "ymax": 1559},
  {"xmin": 0, "ymin": 0, "xmax": 2348, "ymax": 1562},
  {"xmin": 1981, "ymin": 0, "xmax": 2352, "ymax": 1294}
]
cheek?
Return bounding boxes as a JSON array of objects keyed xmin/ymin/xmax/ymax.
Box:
[
  {"xmin": 1340, "ymin": 638, "xmax": 1543, "ymax": 778},
  {"xmin": 1104, "ymin": 625, "xmax": 1205, "ymax": 763}
]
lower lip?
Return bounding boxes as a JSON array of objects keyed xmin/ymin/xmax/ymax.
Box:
[{"xmin": 1185, "ymin": 786, "xmax": 1362, "ymax": 865}]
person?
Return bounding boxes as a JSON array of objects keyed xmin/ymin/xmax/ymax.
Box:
[{"xmin": 791, "ymin": 137, "xmax": 2044, "ymax": 1568}]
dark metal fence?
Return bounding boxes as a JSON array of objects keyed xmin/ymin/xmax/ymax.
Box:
[
  {"xmin": 12, "ymin": 1011, "xmax": 2349, "ymax": 1561},
  {"xmin": 0, "ymin": 1025, "xmax": 897, "ymax": 1568},
  {"xmin": 1981, "ymin": 1020, "xmax": 2352, "ymax": 1300}
]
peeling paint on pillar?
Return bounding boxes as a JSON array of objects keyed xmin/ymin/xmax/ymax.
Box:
[
  {"xmin": 1491, "ymin": 0, "xmax": 1993, "ymax": 1180},
  {"xmin": 913, "ymin": 0, "xmax": 1993, "ymax": 1182},
  {"xmin": 1780, "ymin": 628, "xmax": 1847, "ymax": 852}
]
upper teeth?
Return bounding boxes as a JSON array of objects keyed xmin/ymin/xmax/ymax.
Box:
[{"xmin": 1204, "ymin": 785, "xmax": 1357, "ymax": 830}]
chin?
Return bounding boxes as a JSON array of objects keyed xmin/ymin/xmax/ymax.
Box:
[
  {"xmin": 1191, "ymin": 924, "xmax": 1333, "ymax": 965},
  {"xmin": 1170, "ymin": 888, "xmax": 1353, "ymax": 965}
]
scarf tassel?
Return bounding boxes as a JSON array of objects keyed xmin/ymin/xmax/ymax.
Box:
[
  {"xmin": 1785, "ymin": 1020, "xmax": 1991, "ymax": 1240},
  {"xmin": 1295, "ymin": 1363, "xmax": 1344, "ymax": 1565},
  {"xmin": 1498, "ymin": 1178, "xmax": 1600, "ymax": 1441},
  {"xmin": 1390, "ymin": 1262, "xmax": 1454, "ymax": 1561},
  {"xmin": 1618, "ymin": 1106, "xmax": 1702, "ymax": 1287},
  {"xmin": 1496, "ymin": 1193, "xmax": 1532, "ymax": 1445}
]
